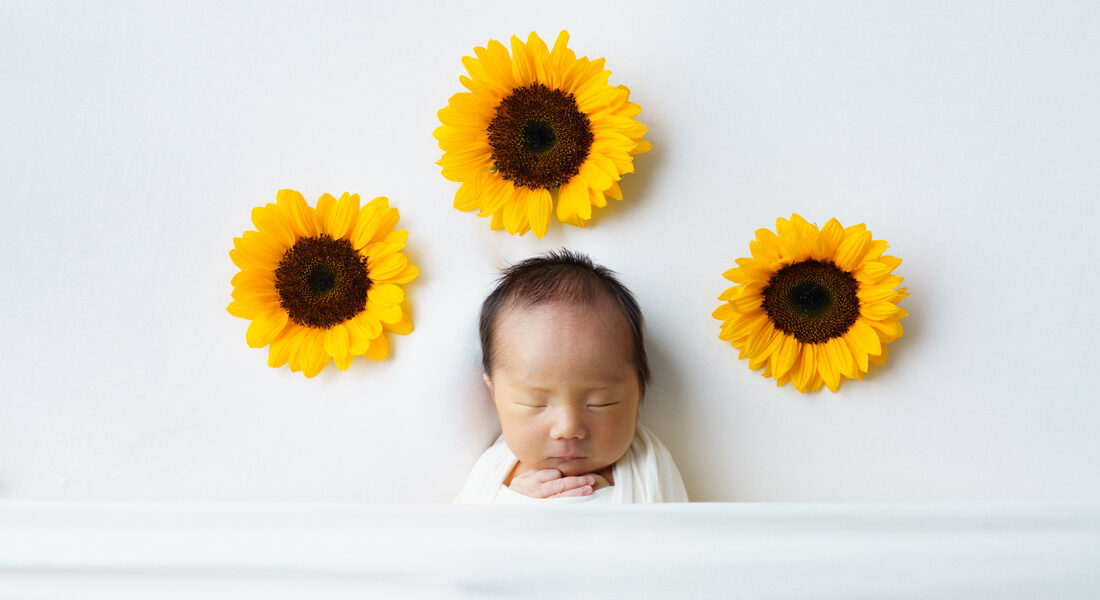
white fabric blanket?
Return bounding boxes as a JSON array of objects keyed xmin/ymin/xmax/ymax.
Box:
[{"xmin": 452, "ymin": 422, "xmax": 690, "ymax": 504}]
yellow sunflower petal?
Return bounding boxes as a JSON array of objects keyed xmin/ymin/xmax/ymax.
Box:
[
  {"xmin": 527, "ymin": 188, "xmax": 552, "ymax": 238},
  {"xmin": 230, "ymin": 268, "xmax": 275, "ymax": 297},
  {"xmin": 589, "ymin": 187, "xmax": 607, "ymax": 209},
  {"xmin": 502, "ymin": 192, "xmax": 528, "ymax": 234},
  {"xmin": 333, "ymin": 351, "xmax": 354, "ymax": 371},
  {"xmin": 325, "ymin": 192, "xmax": 361, "ymax": 240},
  {"xmin": 847, "ymin": 319, "xmax": 882, "ymax": 357},
  {"xmin": 867, "ymin": 317, "xmax": 904, "ymax": 341},
  {"xmin": 830, "ymin": 337, "xmax": 857, "ymax": 380},
  {"xmin": 301, "ymin": 335, "xmax": 331, "ymax": 378},
  {"xmin": 580, "ymin": 158, "xmax": 613, "ymax": 191},
  {"xmin": 349, "ymin": 197, "xmax": 391, "ymax": 249},
  {"xmin": 729, "ymin": 288, "xmax": 765, "ymax": 313},
  {"xmin": 862, "ymin": 302, "xmax": 903, "ymax": 320},
  {"xmin": 440, "ymin": 147, "xmax": 492, "ymax": 181},
  {"xmin": 286, "ymin": 327, "xmax": 315, "ymax": 374},
  {"xmin": 747, "ymin": 323, "xmax": 784, "ymax": 371},
  {"xmin": 790, "ymin": 214, "xmax": 816, "ymax": 237},
  {"xmin": 869, "ymin": 344, "xmax": 889, "ymax": 366},
  {"xmin": 367, "ymin": 252, "xmax": 408, "ymax": 284},
  {"xmin": 818, "ymin": 342, "xmax": 841, "ymax": 392},
  {"xmin": 231, "ymin": 230, "xmax": 285, "ymax": 269},
  {"xmin": 835, "ymin": 226, "xmax": 871, "ymax": 271},
  {"xmin": 733, "ymin": 310, "xmax": 771, "ymax": 348},
  {"xmin": 368, "ymin": 299, "xmax": 402, "ymax": 325},
  {"xmin": 485, "ymin": 39, "xmax": 517, "ymax": 91},
  {"xmin": 267, "ymin": 331, "xmax": 293, "ymax": 369},
  {"xmin": 855, "ymin": 256, "xmax": 902, "ymax": 282},
  {"xmin": 749, "ymin": 229, "xmax": 782, "ymax": 264},
  {"xmin": 549, "ymin": 30, "xmax": 574, "ymax": 72},
  {"xmin": 277, "ymin": 189, "xmax": 317, "ymax": 238},
  {"xmin": 382, "ymin": 262, "xmax": 420, "ymax": 285},
  {"xmin": 368, "ymin": 282, "xmax": 404, "ymax": 307},
  {"xmin": 382, "ymin": 307, "xmax": 413, "ymax": 335},
  {"xmin": 348, "ymin": 312, "xmax": 383, "ymax": 353},
  {"xmin": 712, "ymin": 302, "xmax": 736, "ymax": 321},
  {"xmin": 844, "ymin": 333, "xmax": 870, "ymax": 374},
  {"xmin": 527, "ymin": 31, "xmax": 552, "ymax": 86},
  {"xmin": 227, "ymin": 298, "xmax": 261, "ymax": 319},
  {"xmin": 362, "ymin": 230, "xmax": 409, "ymax": 261},
  {"xmin": 810, "ymin": 218, "xmax": 844, "ymax": 261},
  {"xmin": 245, "ymin": 309, "xmax": 288, "ymax": 349},
  {"xmin": 857, "ymin": 283, "xmax": 899, "ymax": 304},
  {"xmin": 605, "ymin": 180, "xmax": 623, "ymax": 201},
  {"xmin": 720, "ymin": 311, "xmax": 767, "ymax": 343},
  {"xmin": 365, "ymin": 333, "xmax": 389, "ymax": 361},
  {"xmin": 510, "ymin": 34, "xmax": 536, "ymax": 86},
  {"xmin": 562, "ymin": 177, "xmax": 592, "ymax": 223},
  {"xmin": 771, "ymin": 334, "xmax": 800, "ymax": 380},
  {"xmin": 250, "ymin": 203, "xmax": 296, "ymax": 249},
  {"xmin": 323, "ymin": 325, "xmax": 350, "ymax": 362},
  {"xmin": 453, "ymin": 177, "xmax": 481, "ymax": 212},
  {"xmin": 473, "ymin": 173, "xmax": 509, "ymax": 216},
  {"xmin": 791, "ymin": 344, "xmax": 817, "ymax": 393},
  {"xmin": 228, "ymin": 278, "xmax": 277, "ymax": 301},
  {"xmin": 313, "ymin": 192, "xmax": 336, "ymax": 230}
]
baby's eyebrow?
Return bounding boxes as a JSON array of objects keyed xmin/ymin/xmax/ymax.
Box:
[{"xmin": 520, "ymin": 382, "xmax": 614, "ymax": 393}]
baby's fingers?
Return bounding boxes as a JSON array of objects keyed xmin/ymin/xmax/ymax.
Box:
[
  {"xmin": 542, "ymin": 475, "xmax": 595, "ymax": 498},
  {"xmin": 547, "ymin": 483, "xmax": 594, "ymax": 498}
]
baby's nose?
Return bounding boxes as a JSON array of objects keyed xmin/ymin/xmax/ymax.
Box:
[{"xmin": 549, "ymin": 408, "xmax": 586, "ymax": 439}]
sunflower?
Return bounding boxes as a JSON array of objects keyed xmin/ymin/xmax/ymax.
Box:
[
  {"xmin": 227, "ymin": 190, "xmax": 419, "ymax": 378},
  {"xmin": 434, "ymin": 30, "xmax": 651, "ymax": 237},
  {"xmin": 712, "ymin": 214, "xmax": 909, "ymax": 393}
]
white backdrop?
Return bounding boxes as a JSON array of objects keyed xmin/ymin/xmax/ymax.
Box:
[{"xmin": 2, "ymin": 0, "xmax": 1097, "ymax": 502}]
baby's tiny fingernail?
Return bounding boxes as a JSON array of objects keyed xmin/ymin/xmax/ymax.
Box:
[{"xmin": 586, "ymin": 476, "xmax": 594, "ymax": 484}]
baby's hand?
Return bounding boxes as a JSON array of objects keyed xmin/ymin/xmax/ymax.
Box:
[{"xmin": 509, "ymin": 468, "xmax": 596, "ymax": 499}]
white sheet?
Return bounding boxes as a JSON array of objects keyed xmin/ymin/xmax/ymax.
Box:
[
  {"xmin": 1, "ymin": 500, "xmax": 1098, "ymax": 599},
  {"xmin": 452, "ymin": 422, "xmax": 690, "ymax": 504}
]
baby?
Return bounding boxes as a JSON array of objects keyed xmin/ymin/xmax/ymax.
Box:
[{"xmin": 453, "ymin": 249, "xmax": 689, "ymax": 504}]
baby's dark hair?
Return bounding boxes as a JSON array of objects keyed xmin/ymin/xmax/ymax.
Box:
[{"xmin": 479, "ymin": 248, "xmax": 651, "ymax": 392}]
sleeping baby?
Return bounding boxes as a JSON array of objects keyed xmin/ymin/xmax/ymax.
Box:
[{"xmin": 453, "ymin": 249, "xmax": 689, "ymax": 504}]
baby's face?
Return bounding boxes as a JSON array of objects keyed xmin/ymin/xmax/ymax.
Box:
[{"xmin": 484, "ymin": 300, "xmax": 641, "ymax": 479}]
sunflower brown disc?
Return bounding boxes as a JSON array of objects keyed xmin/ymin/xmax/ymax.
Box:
[
  {"xmin": 761, "ymin": 260, "xmax": 860, "ymax": 344},
  {"xmin": 487, "ymin": 83, "xmax": 594, "ymax": 190},
  {"xmin": 275, "ymin": 234, "xmax": 372, "ymax": 328}
]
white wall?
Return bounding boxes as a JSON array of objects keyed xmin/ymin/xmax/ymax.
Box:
[{"xmin": 2, "ymin": 0, "xmax": 1097, "ymax": 502}]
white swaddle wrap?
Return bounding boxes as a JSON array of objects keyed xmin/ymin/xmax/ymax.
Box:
[{"xmin": 453, "ymin": 422, "xmax": 689, "ymax": 504}]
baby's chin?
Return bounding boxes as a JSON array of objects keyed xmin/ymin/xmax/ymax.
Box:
[{"xmin": 541, "ymin": 458, "xmax": 604, "ymax": 476}]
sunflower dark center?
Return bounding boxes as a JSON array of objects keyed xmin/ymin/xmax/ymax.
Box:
[
  {"xmin": 487, "ymin": 83, "xmax": 594, "ymax": 190},
  {"xmin": 522, "ymin": 121, "xmax": 557, "ymax": 154},
  {"xmin": 274, "ymin": 234, "xmax": 372, "ymax": 329},
  {"xmin": 790, "ymin": 282, "xmax": 831, "ymax": 318},
  {"xmin": 307, "ymin": 266, "xmax": 337, "ymax": 294},
  {"xmin": 762, "ymin": 260, "xmax": 860, "ymax": 344}
]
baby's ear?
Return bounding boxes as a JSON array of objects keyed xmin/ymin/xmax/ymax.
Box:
[{"xmin": 482, "ymin": 372, "xmax": 494, "ymax": 397}]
